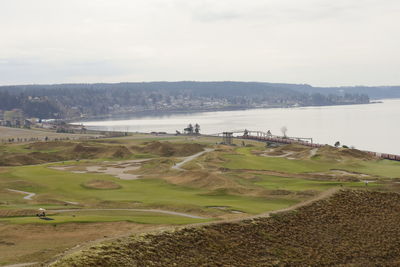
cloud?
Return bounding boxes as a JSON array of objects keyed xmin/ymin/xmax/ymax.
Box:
[
  {"xmin": 0, "ymin": 57, "xmax": 132, "ymax": 84},
  {"xmin": 0, "ymin": 0, "xmax": 399, "ymax": 86},
  {"xmin": 176, "ymin": 0, "xmax": 381, "ymax": 23}
]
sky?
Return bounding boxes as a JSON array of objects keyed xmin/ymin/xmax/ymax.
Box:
[{"xmin": 0, "ymin": 0, "xmax": 399, "ymax": 86}]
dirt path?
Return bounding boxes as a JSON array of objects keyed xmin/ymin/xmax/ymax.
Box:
[
  {"xmin": 6, "ymin": 189, "xmax": 36, "ymax": 200},
  {"xmin": 192, "ymin": 187, "xmax": 341, "ymax": 226},
  {"xmin": 47, "ymin": 187, "xmax": 341, "ymax": 266},
  {"xmin": 172, "ymin": 148, "xmax": 214, "ymax": 171},
  {"xmin": 1, "ymin": 263, "xmax": 38, "ymax": 267},
  {"xmin": 261, "ymin": 151, "xmax": 295, "ymax": 158},
  {"xmin": 0, "ymin": 263, "xmax": 38, "ymax": 267},
  {"xmin": 258, "ymin": 187, "xmax": 339, "ymax": 217},
  {"xmin": 51, "ymin": 208, "xmax": 206, "ymax": 219},
  {"xmin": 309, "ymin": 148, "xmax": 318, "ymax": 157}
]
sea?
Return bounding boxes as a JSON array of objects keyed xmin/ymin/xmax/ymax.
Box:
[{"xmin": 77, "ymin": 99, "xmax": 400, "ymax": 155}]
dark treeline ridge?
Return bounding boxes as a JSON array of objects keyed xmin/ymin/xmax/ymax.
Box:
[{"xmin": 0, "ymin": 81, "xmax": 395, "ymax": 119}]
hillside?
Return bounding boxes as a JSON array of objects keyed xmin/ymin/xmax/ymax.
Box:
[
  {"xmin": 1, "ymin": 135, "xmax": 400, "ymax": 265},
  {"xmin": 0, "ymin": 81, "xmax": 371, "ymax": 119},
  {"xmin": 52, "ymin": 190, "xmax": 400, "ymax": 266}
]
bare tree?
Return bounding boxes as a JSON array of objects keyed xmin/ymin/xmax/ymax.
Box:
[{"xmin": 281, "ymin": 126, "xmax": 288, "ymax": 137}]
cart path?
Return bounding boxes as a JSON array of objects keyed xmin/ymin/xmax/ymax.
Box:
[
  {"xmin": 6, "ymin": 189, "xmax": 36, "ymax": 200},
  {"xmin": 0, "ymin": 262, "xmax": 38, "ymax": 267},
  {"xmin": 172, "ymin": 148, "xmax": 214, "ymax": 171},
  {"xmin": 51, "ymin": 208, "xmax": 206, "ymax": 219},
  {"xmin": 47, "ymin": 187, "xmax": 341, "ymax": 267},
  {"xmin": 195, "ymin": 187, "xmax": 341, "ymax": 226}
]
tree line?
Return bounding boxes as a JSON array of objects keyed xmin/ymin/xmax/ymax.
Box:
[{"xmin": 0, "ymin": 82, "xmax": 371, "ymax": 119}]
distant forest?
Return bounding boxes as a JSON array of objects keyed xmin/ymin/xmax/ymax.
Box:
[{"xmin": 0, "ymin": 81, "xmax": 397, "ymax": 119}]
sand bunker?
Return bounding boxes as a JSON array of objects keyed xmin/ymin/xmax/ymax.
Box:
[{"xmin": 51, "ymin": 159, "xmax": 147, "ymax": 180}]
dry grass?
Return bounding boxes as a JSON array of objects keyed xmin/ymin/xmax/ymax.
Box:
[
  {"xmin": 315, "ymin": 145, "xmax": 376, "ymax": 161},
  {"xmin": 0, "ymin": 126, "xmax": 97, "ymax": 140},
  {"xmin": 53, "ymin": 190, "xmax": 400, "ymax": 267},
  {"xmin": 82, "ymin": 180, "xmax": 121, "ymax": 190},
  {"xmin": 0, "ymin": 209, "xmax": 38, "ymax": 217},
  {"xmin": 0, "ymin": 141, "xmax": 135, "ymax": 166},
  {"xmin": 0, "ymin": 222, "xmax": 165, "ymax": 265},
  {"xmin": 132, "ymin": 141, "xmax": 205, "ymax": 157}
]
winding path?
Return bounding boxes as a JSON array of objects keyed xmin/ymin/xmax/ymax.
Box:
[
  {"xmin": 195, "ymin": 187, "xmax": 341, "ymax": 226},
  {"xmin": 47, "ymin": 187, "xmax": 342, "ymax": 267},
  {"xmin": 0, "ymin": 263, "xmax": 38, "ymax": 267},
  {"xmin": 6, "ymin": 189, "xmax": 36, "ymax": 200},
  {"xmin": 51, "ymin": 208, "xmax": 206, "ymax": 219},
  {"xmin": 172, "ymin": 148, "xmax": 214, "ymax": 171}
]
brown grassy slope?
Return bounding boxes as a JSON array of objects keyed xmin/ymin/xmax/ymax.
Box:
[
  {"xmin": 0, "ymin": 126, "xmax": 97, "ymax": 140},
  {"xmin": 53, "ymin": 190, "xmax": 400, "ymax": 267},
  {"xmin": 0, "ymin": 222, "xmax": 164, "ymax": 266},
  {"xmin": 132, "ymin": 141, "xmax": 204, "ymax": 157},
  {"xmin": 315, "ymin": 145, "xmax": 376, "ymax": 161},
  {"xmin": 82, "ymin": 180, "xmax": 121, "ymax": 190},
  {"xmin": 162, "ymin": 170, "xmax": 267, "ymax": 197},
  {"xmin": 0, "ymin": 141, "xmax": 134, "ymax": 166},
  {"xmin": 260, "ymin": 143, "xmax": 376, "ymax": 161}
]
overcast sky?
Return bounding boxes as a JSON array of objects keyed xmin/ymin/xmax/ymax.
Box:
[{"xmin": 0, "ymin": 0, "xmax": 399, "ymax": 86}]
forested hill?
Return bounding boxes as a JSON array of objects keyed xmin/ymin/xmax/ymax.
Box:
[{"xmin": 0, "ymin": 81, "xmax": 393, "ymax": 119}]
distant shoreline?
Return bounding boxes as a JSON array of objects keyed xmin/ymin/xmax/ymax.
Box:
[{"xmin": 73, "ymin": 101, "xmax": 373, "ymax": 123}]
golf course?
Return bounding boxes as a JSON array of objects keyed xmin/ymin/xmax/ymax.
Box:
[{"xmin": 1, "ymin": 133, "xmax": 399, "ymax": 266}]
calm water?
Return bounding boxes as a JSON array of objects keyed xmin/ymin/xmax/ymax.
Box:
[{"xmin": 80, "ymin": 99, "xmax": 400, "ymax": 155}]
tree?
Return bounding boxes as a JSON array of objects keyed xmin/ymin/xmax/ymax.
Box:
[
  {"xmin": 184, "ymin": 124, "xmax": 194, "ymax": 135},
  {"xmin": 334, "ymin": 141, "xmax": 341, "ymax": 147},
  {"xmin": 194, "ymin": 123, "xmax": 200, "ymax": 135}
]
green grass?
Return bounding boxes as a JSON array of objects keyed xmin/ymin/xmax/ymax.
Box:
[
  {"xmin": 252, "ymin": 175, "xmax": 378, "ymax": 191},
  {"xmin": 2, "ymin": 139, "xmax": 398, "ymax": 227},
  {"xmin": 0, "ymin": 210, "xmax": 210, "ymax": 225},
  {"xmin": 345, "ymin": 160, "xmax": 400, "ymax": 178},
  {"xmin": 223, "ymin": 147, "xmax": 400, "ymax": 178},
  {"xmin": 224, "ymin": 147, "xmax": 335, "ymax": 173},
  {"xmin": 0, "ymin": 165, "xmax": 296, "ymax": 216}
]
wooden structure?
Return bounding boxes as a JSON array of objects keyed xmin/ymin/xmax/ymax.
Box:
[{"xmin": 222, "ymin": 132, "xmax": 233, "ymax": 145}]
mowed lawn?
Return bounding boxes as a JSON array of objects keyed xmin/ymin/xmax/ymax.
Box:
[
  {"xmin": 252, "ymin": 175, "xmax": 376, "ymax": 191},
  {"xmin": 0, "ymin": 165, "xmax": 297, "ymax": 217},
  {"xmin": 0, "ymin": 210, "xmax": 209, "ymax": 225},
  {"xmin": 224, "ymin": 147, "xmax": 400, "ymax": 178}
]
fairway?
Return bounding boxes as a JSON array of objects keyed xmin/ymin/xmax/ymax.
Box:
[
  {"xmin": 0, "ymin": 164, "xmax": 298, "ymax": 215},
  {"xmin": 252, "ymin": 175, "xmax": 377, "ymax": 191},
  {"xmin": 223, "ymin": 147, "xmax": 400, "ymax": 178},
  {"xmin": 0, "ymin": 137, "xmax": 397, "ymax": 266},
  {"xmin": 0, "ymin": 210, "xmax": 210, "ymax": 225}
]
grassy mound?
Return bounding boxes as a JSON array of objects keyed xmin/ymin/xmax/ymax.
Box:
[
  {"xmin": 112, "ymin": 146, "xmax": 132, "ymax": 158},
  {"xmin": 0, "ymin": 141, "xmax": 134, "ymax": 166},
  {"xmin": 27, "ymin": 141, "xmax": 74, "ymax": 150},
  {"xmin": 82, "ymin": 180, "xmax": 121, "ymax": 190},
  {"xmin": 273, "ymin": 143, "xmax": 311, "ymax": 153},
  {"xmin": 163, "ymin": 171, "xmax": 263, "ymax": 196},
  {"xmin": 263, "ymin": 144, "xmax": 313, "ymax": 159},
  {"xmin": 53, "ymin": 190, "xmax": 400, "ymax": 266},
  {"xmin": 315, "ymin": 145, "xmax": 376, "ymax": 161},
  {"xmin": 0, "ymin": 209, "xmax": 37, "ymax": 217},
  {"xmin": 71, "ymin": 144, "xmax": 132, "ymax": 159},
  {"xmin": 133, "ymin": 141, "xmax": 204, "ymax": 157}
]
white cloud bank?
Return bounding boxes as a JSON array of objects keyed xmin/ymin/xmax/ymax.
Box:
[{"xmin": 0, "ymin": 0, "xmax": 399, "ymax": 86}]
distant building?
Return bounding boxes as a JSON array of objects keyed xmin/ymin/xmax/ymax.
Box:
[{"xmin": 24, "ymin": 119, "xmax": 32, "ymax": 128}]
